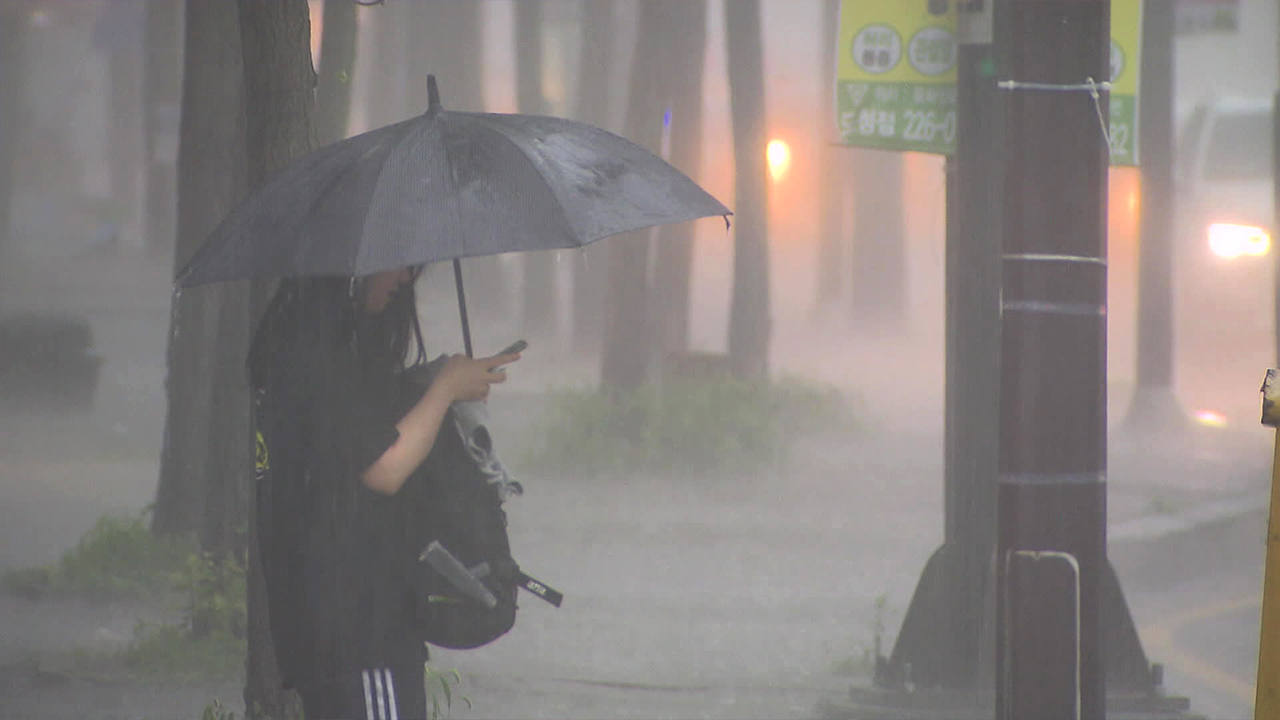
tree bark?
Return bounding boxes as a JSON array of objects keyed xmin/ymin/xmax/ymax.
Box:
[
  {"xmin": 314, "ymin": 0, "xmax": 358, "ymax": 146},
  {"xmin": 815, "ymin": 0, "xmax": 844, "ymax": 308},
  {"xmin": 652, "ymin": 0, "xmax": 707, "ymax": 361},
  {"xmin": 153, "ymin": 0, "xmax": 249, "ymax": 547},
  {"xmin": 142, "ymin": 1, "xmax": 183, "ymax": 257},
  {"xmin": 238, "ymin": 2, "xmax": 316, "ymax": 717},
  {"xmin": 571, "ymin": 0, "xmax": 617, "ymax": 352},
  {"xmin": 601, "ymin": 0, "xmax": 669, "ymax": 391},
  {"xmin": 724, "ymin": 0, "xmax": 771, "ymax": 379},
  {"xmin": 516, "ymin": 0, "xmax": 559, "ymax": 340}
]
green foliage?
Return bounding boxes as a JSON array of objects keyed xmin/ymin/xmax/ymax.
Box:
[
  {"xmin": 119, "ymin": 620, "xmax": 245, "ymax": 682},
  {"xmin": 832, "ymin": 593, "xmax": 891, "ymax": 678},
  {"xmin": 525, "ymin": 374, "xmax": 858, "ymax": 476},
  {"xmin": 172, "ymin": 550, "xmax": 248, "ymax": 639},
  {"xmin": 424, "ymin": 665, "xmax": 472, "ymax": 720},
  {"xmin": 201, "ymin": 698, "xmax": 241, "ymax": 720},
  {"xmin": 0, "ymin": 509, "xmax": 195, "ymax": 600},
  {"xmin": 122, "ymin": 547, "xmax": 248, "ymax": 681}
]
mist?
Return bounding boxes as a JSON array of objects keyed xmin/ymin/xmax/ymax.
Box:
[{"xmin": 1, "ymin": 2, "xmax": 1277, "ymax": 719}]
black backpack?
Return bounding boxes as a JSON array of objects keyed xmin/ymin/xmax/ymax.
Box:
[{"xmin": 396, "ymin": 373, "xmax": 561, "ymax": 650}]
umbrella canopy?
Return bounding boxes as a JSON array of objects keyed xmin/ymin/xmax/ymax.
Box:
[{"xmin": 176, "ymin": 75, "xmax": 731, "ymax": 288}]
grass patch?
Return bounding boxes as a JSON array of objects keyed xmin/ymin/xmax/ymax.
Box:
[
  {"xmin": 2, "ymin": 508, "xmax": 248, "ymax": 683},
  {"xmin": 524, "ymin": 374, "xmax": 858, "ymax": 476},
  {"xmin": 1, "ymin": 509, "xmax": 194, "ymax": 601}
]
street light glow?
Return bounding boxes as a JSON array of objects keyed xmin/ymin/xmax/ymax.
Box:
[
  {"xmin": 766, "ymin": 139, "xmax": 791, "ymax": 182},
  {"xmin": 1208, "ymin": 222, "xmax": 1271, "ymax": 259}
]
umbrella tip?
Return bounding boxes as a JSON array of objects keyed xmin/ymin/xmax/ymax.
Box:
[{"xmin": 427, "ymin": 75, "xmax": 441, "ymax": 115}]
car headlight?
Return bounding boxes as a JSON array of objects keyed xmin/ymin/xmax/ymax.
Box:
[{"xmin": 1208, "ymin": 223, "xmax": 1271, "ymax": 259}]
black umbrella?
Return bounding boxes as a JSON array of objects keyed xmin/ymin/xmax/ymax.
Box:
[{"xmin": 177, "ymin": 75, "xmax": 731, "ymax": 356}]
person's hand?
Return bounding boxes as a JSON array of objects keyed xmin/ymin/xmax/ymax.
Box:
[{"xmin": 432, "ymin": 350, "xmax": 521, "ymax": 403}]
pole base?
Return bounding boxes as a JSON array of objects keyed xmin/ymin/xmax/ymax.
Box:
[{"xmin": 815, "ymin": 685, "xmax": 1202, "ymax": 720}]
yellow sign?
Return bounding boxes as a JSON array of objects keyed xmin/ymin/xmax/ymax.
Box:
[
  {"xmin": 836, "ymin": 0, "xmax": 958, "ymax": 153},
  {"xmin": 835, "ymin": 0, "xmax": 1143, "ymax": 164}
]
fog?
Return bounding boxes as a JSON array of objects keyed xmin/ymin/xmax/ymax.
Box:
[{"xmin": 0, "ymin": 1, "xmax": 1277, "ymax": 719}]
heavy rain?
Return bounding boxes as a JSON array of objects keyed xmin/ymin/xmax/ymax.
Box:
[{"xmin": 0, "ymin": 1, "xmax": 1277, "ymax": 719}]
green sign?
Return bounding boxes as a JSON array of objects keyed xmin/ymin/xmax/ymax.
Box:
[
  {"xmin": 835, "ymin": 0, "xmax": 1143, "ymax": 165},
  {"xmin": 836, "ymin": 1, "xmax": 958, "ymax": 155}
]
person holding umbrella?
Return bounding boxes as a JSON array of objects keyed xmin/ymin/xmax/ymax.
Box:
[{"xmin": 247, "ymin": 265, "xmax": 521, "ymax": 719}]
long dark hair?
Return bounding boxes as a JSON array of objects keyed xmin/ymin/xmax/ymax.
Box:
[{"xmin": 247, "ymin": 272, "xmax": 425, "ymax": 391}]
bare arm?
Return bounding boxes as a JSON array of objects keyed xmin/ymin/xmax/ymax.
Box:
[{"xmin": 360, "ymin": 351, "xmax": 520, "ymax": 495}]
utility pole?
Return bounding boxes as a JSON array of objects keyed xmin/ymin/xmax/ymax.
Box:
[
  {"xmin": 875, "ymin": 0, "xmax": 1003, "ymax": 692},
  {"xmin": 994, "ymin": 2, "xmax": 1109, "ymax": 718},
  {"xmin": 1128, "ymin": 0, "xmax": 1181, "ymax": 426}
]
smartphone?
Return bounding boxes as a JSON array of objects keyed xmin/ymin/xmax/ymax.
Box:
[{"xmin": 498, "ymin": 339, "xmax": 528, "ymax": 356}]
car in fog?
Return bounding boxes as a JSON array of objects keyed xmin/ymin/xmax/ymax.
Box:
[{"xmin": 1175, "ymin": 96, "xmax": 1276, "ymax": 340}]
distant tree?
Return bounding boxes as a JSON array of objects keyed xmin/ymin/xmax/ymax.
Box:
[
  {"xmin": 570, "ymin": 0, "xmax": 617, "ymax": 352},
  {"xmin": 600, "ymin": 0, "xmax": 667, "ymax": 391},
  {"xmin": 515, "ymin": 0, "xmax": 559, "ymax": 340},
  {"xmin": 401, "ymin": 0, "xmax": 508, "ymax": 323},
  {"xmin": 95, "ymin": 0, "xmax": 147, "ymax": 249},
  {"xmin": 652, "ymin": 0, "xmax": 708, "ymax": 362},
  {"xmin": 314, "ymin": 0, "xmax": 357, "ymax": 146},
  {"xmin": 142, "ymin": 1, "xmax": 183, "ymax": 256},
  {"xmin": 0, "ymin": 1, "xmax": 30, "ymax": 259},
  {"xmin": 815, "ymin": 0, "xmax": 844, "ymax": 308},
  {"xmin": 724, "ymin": 0, "xmax": 771, "ymax": 378},
  {"xmin": 849, "ymin": 148, "xmax": 905, "ymax": 331}
]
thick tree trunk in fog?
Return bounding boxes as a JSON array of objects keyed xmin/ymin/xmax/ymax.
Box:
[
  {"xmin": 0, "ymin": 3, "xmax": 28, "ymax": 258},
  {"xmin": 153, "ymin": 0, "xmax": 249, "ymax": 549},
  {"xmin": 142, "ymin": 1, "xmax": 183, "ymax": 257},
  {"xmin": 154, "ymin": 2, "xmax": 314, "ymax": 716},
  {"xmin": 815, "ymin": 0, "xmax": 844, "ymax": 308},
  {"xmin": 516, "ymin": 0, "xmax": 559, "ymax": 340},
  {"xmin": 849, "ymin": 149, "xmax": 906, "ymax": 331},
  {"xmin": 314, "ymin": 0, "xmax": 357, "ymax": 146},
  {"xmin": 402, "ymin": 0, "xmax": 507, "ymax": 321},
  {"xmin": 601, "ymin": 1, "xmax": 667, "ymax": 391},
  {"xmin": 571, "ymin": 0, "xmax": 617, "ymax": 352},
  {"xmin": 724, "ymin": 0, "xmax": 771, "ymax": 379},
  {"xmin": 238, "ymin": 3, "xmax": 315, "ymax": 717},
  {"xmin": 652, "ymin": 0, "xmax": 707, "ymax": 361}
]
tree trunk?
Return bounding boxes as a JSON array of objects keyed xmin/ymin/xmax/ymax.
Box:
[
  {"xmin": 723, "ymin": 0, "xmax": 771, "ymax": 379},
  {"xmin": 516, "ymin": 0, "xmax": 559, "ymax": 340},
  {"xmin": 652, "ymin": 0, "xmax": 707, "ymax": 361},
  {"xmin": 600, "ymin": 0, "xmax": 669, "ymax": 392},
  {"xmin": 238, "ymin": 2, "xmax": 316, "ymax": 717},
  {"xmin": 815, "ymin": 0, "xmax": 844, "ymax": 308},
  {"xmin": 314, "ymin": 0, "xmax": 357, "ymax": 146},
  {"xmin": 142, "ymin": 1, "xmax": 183, "ymax": 257},
  {"xmin": 153, "ymin": 0, "xmax": 249, "ymax": 546},
  {"xmin": 849, "ymin": 148, "xmax": 906, "ymax": 332},
  {"xmin": 101, "ymin": 1, "xmax": 147, "ymax": 251},
  {"xmin": 570, "ymin": 0, "xmax": 617, "ymax": 352}
]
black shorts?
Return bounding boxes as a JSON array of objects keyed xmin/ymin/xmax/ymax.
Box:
[{"xmin": 299, "ymin": 662, "xmax": 427, "ymax": 720}]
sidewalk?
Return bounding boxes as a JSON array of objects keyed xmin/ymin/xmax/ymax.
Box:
[{"xmin": 1, "ymin": 247, "xmax": 1273, "ymax": 719}]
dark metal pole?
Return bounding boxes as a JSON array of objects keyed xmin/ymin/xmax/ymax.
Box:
[
  {"xmin": 1130, "ymin": 0, "xmax": 1180, "ymax": 421},
  {"xmin": 882, "ymin": 14, "xmax": 1004, "ymax": 690},
  {"xmin": 995, "ymin": 2, "xmax": 1110, "ymax": 719}
]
